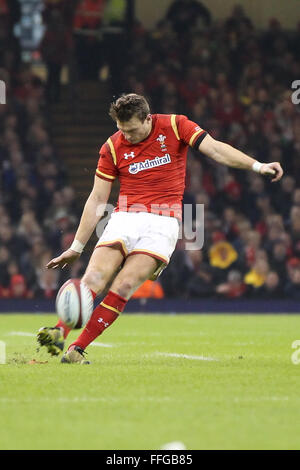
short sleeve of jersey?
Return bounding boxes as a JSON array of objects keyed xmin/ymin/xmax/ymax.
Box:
[
  {"xmin": 96, "ymin": 142, "xmax": 118, "ymax": 182},
  {"xmin": 175, "ymin": 115, "xmax": 207, "ymax": 147}
]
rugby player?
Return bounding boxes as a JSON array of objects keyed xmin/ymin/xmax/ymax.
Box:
[{"xmin": 37, "ymin": 93, "xmax": 283, "ymax": 363}]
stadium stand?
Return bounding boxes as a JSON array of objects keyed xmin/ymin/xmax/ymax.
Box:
[
  {"xmin": 0, "ymin": 3, "xmax": 83, "ymax": 299},
  {"xmin": 118, "ymin": 3, "xmax": 300, "ymax": 300},
  {"xmin": 0, "ymin": 1, "xmax": 300, "ymax": 301}
]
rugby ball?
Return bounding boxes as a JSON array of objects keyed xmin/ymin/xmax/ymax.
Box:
[{"xmin": 56, "ymin": 279, "xmax": 94, "ymax": 329}]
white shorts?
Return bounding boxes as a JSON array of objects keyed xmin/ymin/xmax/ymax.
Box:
[{"xmin": 95, "ymin": 211, "xmax": 180, "ymax": 279}]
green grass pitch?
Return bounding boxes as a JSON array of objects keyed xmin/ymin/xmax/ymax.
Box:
[{"xmin": 0, "ymin": 312, "xmax": 300, "ymax": 450}]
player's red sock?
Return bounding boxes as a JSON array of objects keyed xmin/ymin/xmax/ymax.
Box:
[
  {"xmin": 69, "ymin": 290, "xmax": 127, "ymax": 351},
  {"xmin": 55, "ymin": 288, "xmax": 97, "ymax": 339},
  {"xmin": 55, "ymin": 319, "xmax": 71, "ymax": 339}
]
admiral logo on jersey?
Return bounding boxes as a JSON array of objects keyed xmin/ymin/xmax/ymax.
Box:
[{"xmin": 128, "ymin": 154, "xmax": 171, "ymax": 174}]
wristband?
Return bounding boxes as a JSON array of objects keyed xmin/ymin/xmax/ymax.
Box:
[
  {"xmin": 252, "ymin": 161, "xmax": 263, "ymax": 173},
  {"xmin": 70, "ymin": 239, "xmax": 85, "ymax": 254}
]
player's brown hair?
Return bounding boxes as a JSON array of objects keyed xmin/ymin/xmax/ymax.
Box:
[{"xmin": 109, "ymin": 93, "xmax": 150, "ymax": 122}]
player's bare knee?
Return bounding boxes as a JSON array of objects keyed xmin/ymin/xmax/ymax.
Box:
[
  {"xmin": 112, "ymin": 279, "xmax": 134, "ymax": 298},
  {"xmin": 112, "ymin": 274, "xmax": 147, "ymax": 298},
  {"xmin": 82, "ymin": 269, "xmax": 108, "ymax": 295}
]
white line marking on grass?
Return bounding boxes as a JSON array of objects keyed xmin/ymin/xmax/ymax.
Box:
[
  {"xmin": 0, "ymin": 396, "xmax": 172, "ymax": 404},
  {"xmin": 161, "ymin": 441, "xmax": 186, "ymax": 450},
  {"xmin": 153, "ymin": 352, "xmax": 218, "ymax": 361},
  {"xmin": 234, "ymin": 342, "xmax": 255, "ymax": 346},
  {"xmin": 233, "ymin": 396, "xmax": 289, "ymax": 403},
  {"xmin": 90, "ymin": 341, "xmax": 114, "ymax": 348},
  {"xmin": 0, "ymin": 397, "xmax": 112, "ymax": 404},
  {"xmin": 7, "ymin": 331, "xmax": 35, "ymax": 337},
  {"xmin": 121, "ymin": 331, "xmax": 206, "ymax": 337}
]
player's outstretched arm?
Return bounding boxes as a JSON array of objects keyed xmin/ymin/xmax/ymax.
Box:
[
  {"xmin": 199, "ymin": 134, "xmax": 283, "ymax": 182},
  {"xmin": 46, "ymin": 176, "xmax": 112, "ymax": 269}
]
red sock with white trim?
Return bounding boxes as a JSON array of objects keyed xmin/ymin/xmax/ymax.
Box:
[
  {"xmin": 69, "ymin": 290, "xmax": 127, "ymax": 351},
  {"xmin": 55, "ymin": 288, "xmax": 97, "ymax": 339}
]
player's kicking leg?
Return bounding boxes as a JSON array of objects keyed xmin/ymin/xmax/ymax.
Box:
[
  {"xmin": 37, "ymin": 246, "xmax": 124, "ymax": 357},
  {"xmin": 61, "ymin": 253, "xmax": 159, "ymax": 364}
]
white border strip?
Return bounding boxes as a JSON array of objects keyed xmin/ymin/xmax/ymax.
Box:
[
  {"xmin": 154, "ymin": 352, "xmax": 218, "ymax": 361},
  {"xmin": 90, "ymin": 341, "xmax": 114, "ymax": 348},
  {"xmin": 7, "ymin": 331, "xmax": 35, "ymax": 337}
]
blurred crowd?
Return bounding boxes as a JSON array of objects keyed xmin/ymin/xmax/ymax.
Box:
[
  {"xmin": 40, "ymin": 0, "xmax": 129, "ymax": 101},
  {"xmin": 136, "ymin": 1, "xmax": 300, "ymax": 301},
  {"xmin": 0, "ymin": 1, "xmax": 85, "ymax": 299},
  {"xmin": 0, "ymin": 0, "xmax": 300, "ymax": 300}
]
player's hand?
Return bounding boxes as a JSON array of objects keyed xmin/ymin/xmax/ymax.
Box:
[
  {"xmin": 260, "ymin": 162, "xmax": 283, "ymax": 182},
  {"xmin": 46, "ymin": 249, "xmax": 81, "ymax": 270}
]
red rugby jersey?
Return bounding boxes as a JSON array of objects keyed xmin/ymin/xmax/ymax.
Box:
[{"xmin": 96, "ymin": 114, "xmax": 206, "ymax": 220}]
